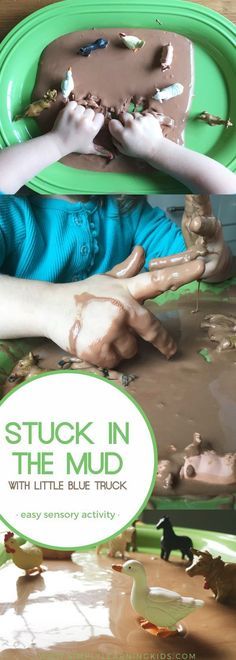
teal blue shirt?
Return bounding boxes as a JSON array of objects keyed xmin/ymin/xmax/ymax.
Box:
[{"xmin": 0, "ymin": 194, "xmax": 185, "ymax": 282}]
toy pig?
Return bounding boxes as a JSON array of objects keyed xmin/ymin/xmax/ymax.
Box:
[
  {"xmin": 160, "ymin": 43, "xmax": 174, "ymax": 71},
  {"xmin": 152, "ymin": 83, "xmax": 184, "ymax": 103}
]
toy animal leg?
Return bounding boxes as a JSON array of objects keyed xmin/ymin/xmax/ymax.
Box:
[
  {"xmin": 164, "ymin": 551, "xmax": 170, "ymax": 561},
  {"xmin": 155, "ymin": 627, "xmax": 178, "ymax": 638},
  {"xmin": 139, "ymin": 619, "xmax": 177, "ymax": 637},
  {"xmin": 26, "ymin": 565, "xmax": 46, "ymax": 576},
  {"xmin": 160, "ymin": 548, "xmax": 165, "ymax": 559}
]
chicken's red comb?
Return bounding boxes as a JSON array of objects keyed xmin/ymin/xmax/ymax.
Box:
[{"xmin": 4, "ymin": 531, "xmax": 14, "ymax": 542}]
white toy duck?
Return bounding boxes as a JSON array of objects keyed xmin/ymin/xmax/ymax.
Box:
[
  {"xmin": 119, "ymin": 33, "xmax": 145, "ymax": 52},
  {"xmin": 61, "ymin": 67, "xmax": 74, "ymax": 100},
  {"xmin": 112, "ymin": 560, "xmax": 204, "ymax": 637}
]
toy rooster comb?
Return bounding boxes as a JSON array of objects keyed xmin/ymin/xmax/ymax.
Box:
[{"xmin": 4, "ymin": 531, "xmax": 14, "ymax": 542}]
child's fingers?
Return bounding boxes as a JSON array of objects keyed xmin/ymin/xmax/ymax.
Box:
[
  {"xmin": 82, "ymin": 108, "xmax": 95, "ymax": 121},
  {"xmin": 70, "ymin": 104, "xmax": 85, "ymax": 118},
  {"xmin": 65, "ymin": 101, "xmax": 78, "ymax": 113},
  {"xmin": 109, "ymin": 118, "xmax": 124, "ymax": 140},
  {"xmin": 86, "ymin": 143, "xmax": 114, "ymax": 159},
  {"xmin": 129, "ymin": 305, "xmax": 176, "ymax": 358},
  {"xmin": 188, "ymin": 215, "xmax": 221, "ymax": 241},
  {"xmin": 107, "ymin": 246, "xmax": 145, "ymax": 279},
  {"xmin": 112, "ymin": 138, "xmax": 126, "ymax": 154},
  {"xmin": 118, "ymin": 112, "xmax": 134, "ymax": 127},
  {"xmin": 114, "ymin": 332, "xmax": 138, "ymax": 359},
  {"xmin": 149, "ymin": 245, "xmax": 207, "ymax": 271},
  {"xmin": 92, "ymin": 112, "xmax": 105, "ymax": 131},
  {"xmin": 127, "ymin": 259, "xmax": 205, "ymax": 302},
  {"xmin": 149, "ymin": 252, "xmax": 192, "ymax": 270}
]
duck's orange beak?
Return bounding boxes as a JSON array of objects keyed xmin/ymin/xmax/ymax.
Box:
[{"xmin": 112, "ymin": 564, "xmax": 123, "ymax": 572}]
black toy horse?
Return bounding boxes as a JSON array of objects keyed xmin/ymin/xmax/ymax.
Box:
[{"xmin": 156, "ymin": 516, "xmax": 193, "ymax": 561}]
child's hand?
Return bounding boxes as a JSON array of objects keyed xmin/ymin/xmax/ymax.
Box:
[
  {"xmin": 52, "ymin": 101, "xmax": 106, "ymax": 157},
  {"xmin": 187, "ymin": 215, "xmax": 233, "ymax": 283},
  {"xmin": 149, "ymin": 216, "xmax": 233, "ymax": 284},
  {"xmin": 109, "ymin": 112, "xmax": 164, "ymax": 160},
  {"xmin": 44, "ymin": 249, "xmax": 204, "ymax": 369}
]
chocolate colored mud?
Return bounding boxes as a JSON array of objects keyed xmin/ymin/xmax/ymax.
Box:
[{"xmin": 33, "ymin": 28, "xmax": 193, "ymax": 174}]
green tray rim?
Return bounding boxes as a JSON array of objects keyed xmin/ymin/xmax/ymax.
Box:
[{"xmin": 0, "ymin": 0, "xmax": 235, "ymax": 194}]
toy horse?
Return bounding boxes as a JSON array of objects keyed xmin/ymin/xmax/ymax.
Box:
[{"xmin": 156, "ymin": 516, "xmax": 193, "ymax": 561}]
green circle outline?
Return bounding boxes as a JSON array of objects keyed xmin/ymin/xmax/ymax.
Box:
[{"xmin": 0, "ymin": 370, "xmax": 157, "ymax": 551}]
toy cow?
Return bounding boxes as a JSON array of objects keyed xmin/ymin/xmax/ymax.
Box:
[{"xmin": 186, "ymin": 548, "xmax": 236, "ymax": 604}]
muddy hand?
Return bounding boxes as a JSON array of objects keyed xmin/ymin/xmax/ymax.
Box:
[
  {"xmin": 128, "ymin": 259, "xmax": 204, "ymax": 301},
  {"xmin": 107, "ymin": 246, "xmax": 145, "ymax": 278},
  {"xmin": 149, "ymin": 241, "xmax": 207, "ymax": 271},
  {"xmin": 187, "ymin": 215, "xmax": 233, "ymax": 282},
  {"xmin": 52, "ymin": 103, "xmax": 108, "ymax": 157},
  {"xmin": 46, "ymin": 256, "xmax": 206, "ymax": 369}
]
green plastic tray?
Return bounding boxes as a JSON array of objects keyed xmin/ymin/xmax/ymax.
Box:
[
  {"xmin": 149, "ymin": 495, "xmax": 235, "ymax": 510},
  {"xmin": 0, "ymin": 521, "xmax": 235, "ymax": 564},
  {"xmin": 134, "ymin": 524, "xmax": 236, "ymax": 562},
  {"xmin": 0, "ymin": 0, "xmax": 235, "ymax": 194}
]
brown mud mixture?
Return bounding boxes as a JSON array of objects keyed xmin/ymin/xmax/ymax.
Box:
[
  {"xmin": 0, "ymin": 551, "xmax": 235, "ymax": 659},
  {"xmin": 33, "ymin": 28, "xmax": 193, "ymax": 173},
  {"xmin": 2, "ymin": 286, "xmax": 236, "ymax": 499}
]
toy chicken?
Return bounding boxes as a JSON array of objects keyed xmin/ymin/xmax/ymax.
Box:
[
  {"xmin": 112, "ymin": 560, "xmax": 204, "ymax": 637},
  {"xmin": 4, "ymin": 532, "xmax": 46, "ymax": 576},
  {"xmin": 119, "ymin": 33, "xmax": 145, "ymax": 52},
  {"xmin": 61, "ymin": 67, "xmax": 75, "ymax": 100}
]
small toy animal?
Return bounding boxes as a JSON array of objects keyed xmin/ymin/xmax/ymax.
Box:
[
  {"xmin": 160, "ymin": 43, "xmax": 173, "ymax": 71},
  {"xmin": 79, "ymin": 38, "xmax": 109, "ymax": 56},
  {"xmin": 112, "ymin": 560, "xmax": 204, "ymax": 637},
  {"xmin": 201, "ymin": 313, "xmax": 236, "ymax": 352},
  {"xmin": 155, "ymin": 432, "xmax": 236, "ymax": 493},
  {"xmin": 96, "ymin": 527, "xmax": 135, "ymax": 558},
  {"xmin": 119, "ymin": 33, "xmax": 145, "ymax": 52},
  {"xmin": 186, "ymin": 548, "xmax": 236, "ymax": 604},
  {"xmin": 198, "ymin": 111, "xmax": 233, "ymax": 128},
  {"xmin": 15, "ymin": 89, "xmax": 57, "ymax": 119},
  {"xmin": 4, "ymin": 532, "xmax": 46, "ymax": 576},
  {"xmin": 156, "ymin": 516, "xmax": 193, "ymax": 561},
  {"xmin": 7, "ymin": 352, "xmax": 42, "ymax": 386},
  {"xmin": 152, "ymin": 83, "xmax": 184, "ymax": 103},
  {"xmin": 61, "ymin": 67, "xmax": 74, "ymax": 100}
]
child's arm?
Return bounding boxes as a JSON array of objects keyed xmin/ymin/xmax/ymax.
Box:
[
  {"xmin": 109, "ymin": 113, "xmax": 236, "ymax": 194},
  {"xmin": 0, "ymin": 103, "xmax": 105, "ymax": 194},
  {"xmin": 0, "ymin": 254, "xmax": 204, "ymax": 368}
]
